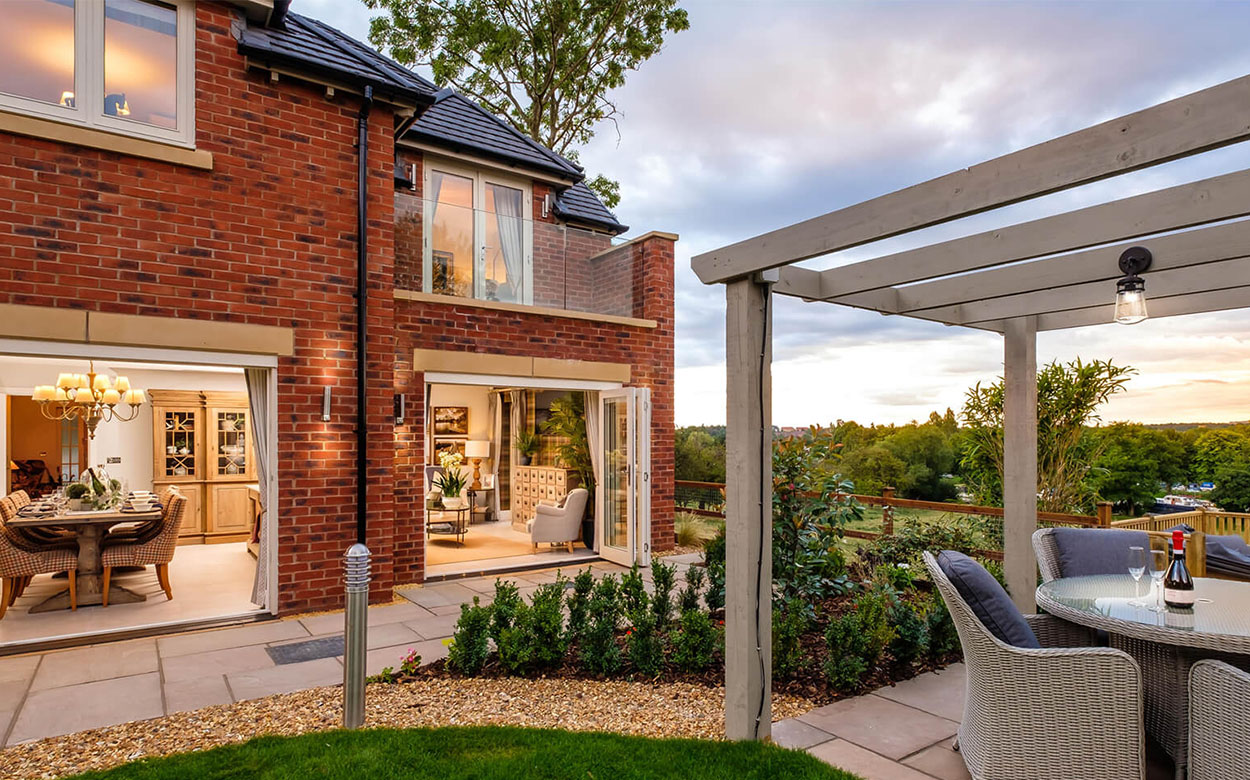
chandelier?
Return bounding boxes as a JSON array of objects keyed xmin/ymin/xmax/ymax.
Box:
[{"xmin": 31, "ymin": 362, "xmax": 147, "ymax": 440}]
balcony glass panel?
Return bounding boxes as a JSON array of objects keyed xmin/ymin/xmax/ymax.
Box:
[{"xmin": 395, "ymin": 192, "xmax": 639, "ymax": 320}]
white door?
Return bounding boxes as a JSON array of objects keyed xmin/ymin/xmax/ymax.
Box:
[{"xmin": 598, "ymin": 388, "xmax": 651, "ymax": 567}]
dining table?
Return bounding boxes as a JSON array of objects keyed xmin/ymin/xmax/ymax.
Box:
[
  {"xmin": 1036, "ymin": 574, "xmax": 1250, "ymax": 778},
  {"xmin": 8, "ymin": 507, "xmax": 163, "ymax": 612}
]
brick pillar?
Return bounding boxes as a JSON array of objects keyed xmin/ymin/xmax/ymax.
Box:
[{"xmin": 636, "ymin": 233, "xmax": 676, "ymax": 553}]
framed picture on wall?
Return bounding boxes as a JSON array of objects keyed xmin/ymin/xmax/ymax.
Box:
[
  {"xmin": 432, "ymin": 437, "xmax": 466, "ymax": 462},
  {"xmin": 433, "ymin": 406, "xmax": 469, "ymax": 436}
]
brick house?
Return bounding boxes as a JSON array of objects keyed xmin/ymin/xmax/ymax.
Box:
[{"xmin": 0, "ymin": 0, "xmax": 674, "ymax": 644}]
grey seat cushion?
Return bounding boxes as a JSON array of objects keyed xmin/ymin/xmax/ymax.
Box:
[
  {"xmin": 937, "ymin": 550, "xmax": 1039, "ymax": 649},
  {"xmin": 1206, "ymin": 534, "xmax": 1250, "ymax": 579},
  {"xmin": 1050, "ymin": 527, "xmax": 1152, "ymax": 578}
]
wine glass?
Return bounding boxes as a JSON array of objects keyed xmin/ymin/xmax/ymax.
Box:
[
  {"xmin": 1127, "ymin": 546, "xmax": 1147, "ymax": 606},
  {"xmin": 1149, "ymin": 549, "xmax": 1168, "ymax": 612}
]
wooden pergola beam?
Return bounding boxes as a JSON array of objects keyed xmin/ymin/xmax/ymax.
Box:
[
  {"xmin": 1010, "ymin": 286, "xmax": 1250, "ymax": 332},
  {"xmin": 693, "ymin": 75, "xmax": 1250, "ymax": 285},
  {"xmin": 826, "ymin": 168, "xmax": 1250, "ymax": 306},
  {"xmin": 845, "ymin": 218, "xmax": 1250, "ymax": 316}
]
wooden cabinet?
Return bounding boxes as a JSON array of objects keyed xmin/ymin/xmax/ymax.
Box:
[
  {"xmin": 511, "ymin": 466, "xmax": 580, "ymax": 531},
  {"xmin": 151, "ymin": 390, "xmax": 256, "ymax": 544}
]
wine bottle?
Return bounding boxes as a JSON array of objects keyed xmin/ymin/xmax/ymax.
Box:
[{"xmin": 1164, "ymin": 529, "xmax": 1195, "ymax": 610}]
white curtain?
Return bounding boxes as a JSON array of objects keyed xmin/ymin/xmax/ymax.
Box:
[
  {"xmin": 584, "ymin": 391, "xmax": 602, "ymax": 551},
  {"xmin": 429, "ymin": 171, "xmax": 444, "ymax": 221},
  {"xmin": 245, "ymin": 368, "xmax": 271, "ymax": 610},
  {"xmin": 489, "ymin": 391, "xmax": 503, "ymax": 519},
  {"xmin": 491, "ymin": 184, "xmax": 524, "ymax": 300}
]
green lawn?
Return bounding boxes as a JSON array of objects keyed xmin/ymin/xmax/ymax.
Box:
[{"xmin": 68, "ymin": 726, "xmax": 861, "ymax": 780}]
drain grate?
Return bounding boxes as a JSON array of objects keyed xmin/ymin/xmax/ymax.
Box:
[{"xmin": 266, "ymin": 634, "xmax": 345, "ymax": 665}]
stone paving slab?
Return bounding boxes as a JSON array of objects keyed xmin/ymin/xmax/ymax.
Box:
[
  {"xmin": 31, "ymin": 639, "xmax": 158, "ymax": 691},
  {"xmin": 157, "ymin": 619, "xmax": 310, "ymax": 658},
  {"xmin": 808, "ymin": 738, "xmax": 937, "ymax": 780},
  {"xmin": 873, "ymin": 664, "xmax": 965, "ymax": 724},
  {"xmin": 299, "ymin": 602, "xmax": 429, "ymax": 636},
  {"xmin": 8, "ymin": 672, "xmax": 163, "ymax": 745},
  {"xmin": 161, "ymin": 644, "xmax": 274, "ymax": 685},
  {"xmin": 164, "ymin": 675, "xmax": 233, "ymax": 714},
  {"xmin": 771, "ymin": 717, "xmax": 834, "ymax": 750},
  {"xmin": 799, "ymin": 694, "xmax": 958, "ymax": 761},
  {"xmin": 226, "ymin": 657, "xmax": 342, "ymax": 702},
  {"xmin": 901, "ymin": 739, "xmax": 972, "ymax": 780}
]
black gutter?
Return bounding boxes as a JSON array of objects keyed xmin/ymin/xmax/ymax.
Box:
[{"xmin": 355, "ymin": 85, "xmax": 374, "ymax": 546}]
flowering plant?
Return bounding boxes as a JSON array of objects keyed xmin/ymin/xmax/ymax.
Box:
[{"xmin": 434, "ymin": 451, "xmax": 468, "ymax": 498}]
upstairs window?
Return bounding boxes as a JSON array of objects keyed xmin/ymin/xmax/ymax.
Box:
[
  {"xmin": 0, "ymin": 0, "xmax": 195, "ymax": 147},
  {"xmin": 424, "ymin": 161, "xmax": 534, "ymax": 305}
]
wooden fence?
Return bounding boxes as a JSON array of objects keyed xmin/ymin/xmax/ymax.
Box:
[{"xmin": 674, "ymin": 480, "xmax": 1113, "ymax": 561}]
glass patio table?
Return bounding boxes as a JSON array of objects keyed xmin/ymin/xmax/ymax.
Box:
[{"xmin": 1036, "ymin": 575, "xmax": 1250, "ymax": 778}]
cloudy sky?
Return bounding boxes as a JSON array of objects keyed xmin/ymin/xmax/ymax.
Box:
[{"xmin": 304, "ymin": 0, "xmax": 1250, "ymax": 427}]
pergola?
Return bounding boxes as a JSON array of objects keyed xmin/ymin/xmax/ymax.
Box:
[{"xmin": 693, "ymin": 74, "xmax": 1250, "ymax": 741}]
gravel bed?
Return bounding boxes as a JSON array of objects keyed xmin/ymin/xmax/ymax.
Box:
[{"xmin": 0, "ymin": 679, "xmax": 814, "ymax": 780}]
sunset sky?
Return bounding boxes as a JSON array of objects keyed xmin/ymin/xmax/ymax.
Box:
[{"xmin": 308, "ymin": 0, "xmax": 1250, "ymax": 427}]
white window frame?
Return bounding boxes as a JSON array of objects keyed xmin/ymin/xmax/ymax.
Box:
[
  {"xmin": 422, "ymin": 158, "xmax": 535, "ymax": 305},
  {"xmin": 0, "ymin": 0, "xmax": 197, "ymax": 148}
]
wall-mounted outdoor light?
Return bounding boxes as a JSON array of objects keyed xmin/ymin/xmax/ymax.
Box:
[
  {"xmin": 394, "ymin": 393, "xmax": 405, "ymax": 425},
  {"xmin": 322, "ymin": 386, "xmax": 332, "ymax": 421},
  {"xmin": 1114, "ymin": 246, "xmax": 1152, "ymax": 325}
]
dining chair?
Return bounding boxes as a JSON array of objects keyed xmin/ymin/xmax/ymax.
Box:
[
  {"xmin": 1032, "ymin": 526, "xmax": 1153, "ymax": 583},
  {"xmin": 0, "ymin": 526, "xmax": 78, "ymax": 617},
  {"xmin": 101, "ymin": 493, "xmax": 186, "ymax": 606},
  {"xmin": 923, "ymin": 551, "xmax": 1146, "ymax": 780},
  {"xmin": 1, "ymin": 491, "xmax": 75, "ymax": 547},
  {"xmin": 103, "ymin": 486, "xmax": 180, "ymax": 546},
  {"xmin": 1188, "ymin": 660, "xmax": 1250, "ymax": 780}
]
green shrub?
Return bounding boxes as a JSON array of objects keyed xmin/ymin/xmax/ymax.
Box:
[
  {"xmin": 824, "ymin": 611, "xmax": 870, "ymax": 692},
  {"xmin": 447, "ymin": 598, "xmax": 491, "ymax": 675},
  {"xmin": 703, "ymin": 529, "xmax": 726, "ymax": 611},
  {"xmin": 580, "ymin": 575, "xmax": 622, "ymax": 675},
  {"xmin": 855, "ymin": 586, "xmax": 896, "ymax": 666},
  {"xmin": 621, "ymin": 564, "xmax": 648, "ymax": 615},
  {"xmin": 626, "ymin": 609, "xmax": 664, "ymax": 677},
  {"xmin": 565, "ymin": 567, "xmax": 595, "ymax": 643},
  {"xmin": 651, "ymin": 560, "xmax": 676, "ymax": 627},
  {"xmin": 495, "ymin": 578, "xmax": 569, "ymax": 675},
  {"xmin": 875, "ymin": 563, "xmax": 915, "ymax": 593},
  {"xmin": 860, "ymin": 516, "xmax": 981, "ymax": 571},
  {"xmin": 925, "ymin": 594, "xmax": 960, "ymax": 659},
  {"xmin": 675, "ymin": 513, "xmax": 717, "ymax": 547},
  {"xmin": 489, "ymin": 579, "xmax": 524, "ymax": 645},
  {"xmin": 887, "ymin": 599, "xmax": 928, "ymax": 669},
  {"xmin": 672, "ymin": 608, "xmax": 718, "ymax": 672},
  {"xmin": 678, "ymin": 565, "xmax": 705, "ymax": 613},
  {"xmin": 772, "ymin": 599, "xmax": 810, "ymax": 679}
]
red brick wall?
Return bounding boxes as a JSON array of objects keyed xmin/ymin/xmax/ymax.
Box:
[
  {"xmin": 0, "ymin": 3, "xmax": 398, "ymax": 613},
  {"xmin": 391, "ymin": 232, "xmax": 677, "ymax": 585}
]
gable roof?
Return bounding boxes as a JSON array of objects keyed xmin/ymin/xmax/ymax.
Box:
[
  {"xmin": 554, "ymin": 182, "xmax": 629, "ymax": 235},
  {"xmin": 404, "ymin": 90, "xmax": 583, "ymax": 181},
  {"xmin": 236, "ymin": 12, "xmax": 437, "ymax": 107}
]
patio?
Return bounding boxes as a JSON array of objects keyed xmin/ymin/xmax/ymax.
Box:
[{"xmin": 695, "ymin": 72, "xmax": 1250, "ymax": 776}]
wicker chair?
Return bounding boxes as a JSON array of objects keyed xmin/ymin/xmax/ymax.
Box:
[
  {"xmin": 0, "ymin": 526, "xmax": 77, "ymax": 617},
  {"xmin": 101, "ymin": 493, "xmax": 185, "ymax": 606},
  {"xmin": 1188, "ymin": 660, "xmax": 1250, "ymax": 780},
  {"xmin": 1032, "ymin": 526, "xmax": 1152, "ymax": 583},
  {"xmin": 923, "ymin": 551, "xmax": 1146, "ymax": 780}
]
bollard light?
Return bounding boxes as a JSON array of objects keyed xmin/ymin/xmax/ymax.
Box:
[{"xmin": 343, "ymin": 542, "xmax": 371, "ymax": 729}]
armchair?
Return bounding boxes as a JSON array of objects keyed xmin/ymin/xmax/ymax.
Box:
[
  {"xmin": 923, "ymin": 551, "xmax": 1146, "ymax": 780},
  {"xmin": 1188, "ymin": 660, "xmax": 1250, "ymax": 780},
  {"xmin": 528, "ymin": 488, "xmax": 589, "ymax": 553}
]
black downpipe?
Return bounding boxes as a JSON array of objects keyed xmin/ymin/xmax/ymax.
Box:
[{"xmin": 356, "ymin": 86, "xmax": 374, "ymax": 546}]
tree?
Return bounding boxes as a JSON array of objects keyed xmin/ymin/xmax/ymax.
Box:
[
  {"xmin": 366, "ymin": 0, "xmax": 690, "ymax": 208},
  {"xmin": 961, "ymin": 359, "xmax": 1133, "ymax": 513},
  {"xmin": 1211, "ymin": 466, "xmax": 1250, "ymax": 512},
  {"xmin": 1190, "ymin": 428, "xmax": 1250, "ymax": 482},
  {"xmin": 674, "ymin": 427, "xmax": 726, "ymax": 483},
  {"xmin": 1088, "ymin": 424, "xmax": 1188, "ymax": 514}
]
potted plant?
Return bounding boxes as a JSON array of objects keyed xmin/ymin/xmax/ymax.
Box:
[
  {"xmin": 65, "ymin": 482, "xmax": 89, "ymax": 511},
  {"xmin": 513, "ymin": 429, "xmax": 540, "ymax": 466},
  {"xmin": 433, "ymin": 451, "xmax": 468, "ymax": 509}
]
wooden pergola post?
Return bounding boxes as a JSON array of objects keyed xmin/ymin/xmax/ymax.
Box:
[
  {"xmin": 1003, "ymin": 316, "xmax": 1039, "ymax": 613},
  {"xmin": 724, "ymin": 277, "xmax": 773, "ymax": 741}
]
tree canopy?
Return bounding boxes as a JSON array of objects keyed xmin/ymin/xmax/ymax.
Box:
[{"xmin": 366, "ymin": 0, "xmax": 690, "ymax": 208}]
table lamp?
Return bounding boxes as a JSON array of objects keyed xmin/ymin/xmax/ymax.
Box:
[{"xmin": 465, "ymin": 440, "xmax": 491, "ymax": 490}]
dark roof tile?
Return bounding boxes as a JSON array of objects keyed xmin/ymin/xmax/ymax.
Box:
[{"xmin": 554, "ymin": 182, "xmax": 628, "ymax": 234}]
